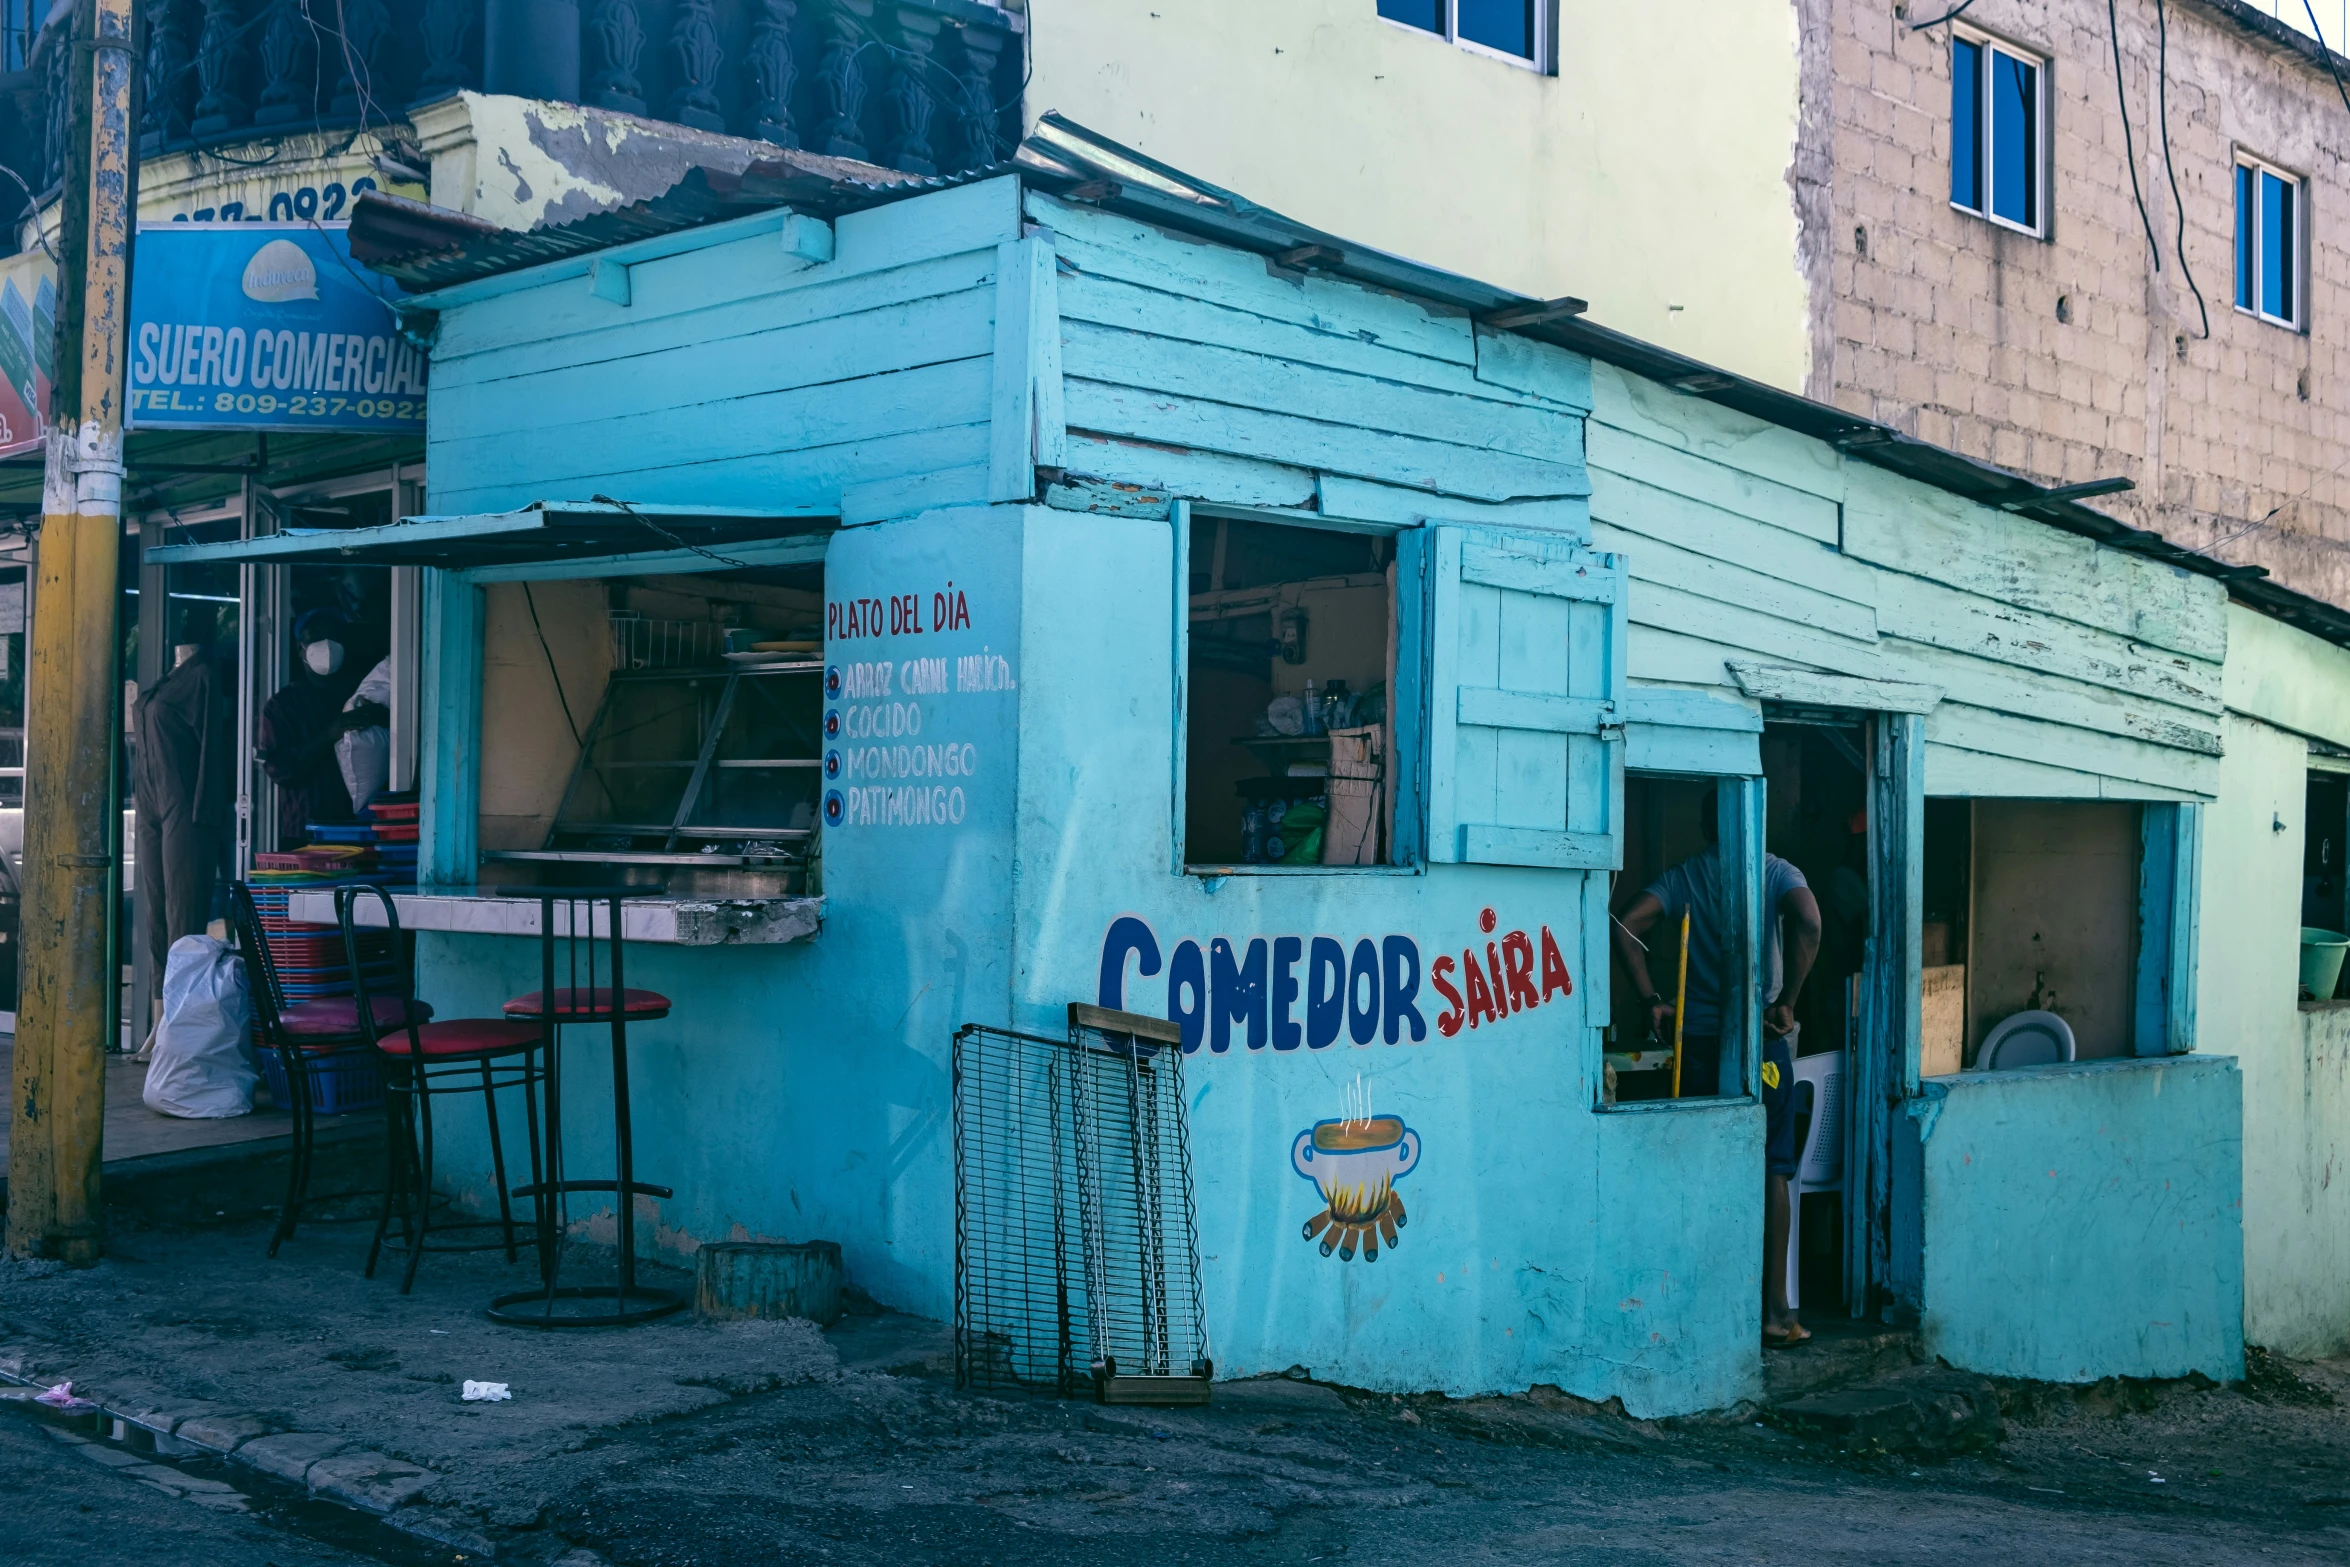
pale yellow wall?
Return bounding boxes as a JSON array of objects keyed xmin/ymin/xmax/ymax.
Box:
[
  {"xmin": 2210, "ymin": 603, "xmax": 2350, "ymax": 1354},
  {"xmin": 2225, "ymin": 603, "xmax": 2350, "ymax": 752},
  {"xmin": 479, "ymin": 579, "xmax": 610, "ymax": 852},
  {"xmin": 1025, "ymin": 0, "xmax": 1811, "ymax": 389},
  {"xmin": 2198, "ymin": 708, "xmax": 2349, "ymax": 1355}
]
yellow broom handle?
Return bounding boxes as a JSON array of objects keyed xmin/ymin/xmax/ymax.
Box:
[{"xmin": 1671, "ymin": 909, "xmax": 1690, "ymax": 1097}]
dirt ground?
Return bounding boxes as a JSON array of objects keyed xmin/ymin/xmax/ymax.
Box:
[{"xmin": 5, "ymin": 1217, "xmax": 2349, "ymax": 1565}]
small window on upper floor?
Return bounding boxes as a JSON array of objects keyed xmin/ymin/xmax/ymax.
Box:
[
  {"xmin": 2236, "ymin": 155, "xmax": 2305, "ymax": 330},
  {"xmin": 1950, "ymin": 28, "xmax": 2044, "ymax": 237},
  {"xmin": 1377, "ymin": 0, "xmax": 1550, "ymax": 69}
]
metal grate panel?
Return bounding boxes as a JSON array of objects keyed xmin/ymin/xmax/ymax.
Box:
[{"xmin": 953, "ymin": 1007, "xmax": 1209, "ymax": 1400}]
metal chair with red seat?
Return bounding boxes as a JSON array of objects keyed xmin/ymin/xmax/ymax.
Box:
[
  {"xmin": 488, "ymin": 886, "xmax": 683, "ymax": 1328},
  {"xmin": 230, "ymin": 880, "xmax": 435, "ymax": 1258},
  {"xmin": 337, "ymin": 883, "xmax": 547, "ymax": 1295}
]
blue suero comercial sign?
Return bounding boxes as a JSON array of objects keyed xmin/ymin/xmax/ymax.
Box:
[{"xmin": 128, "ymin": 223, "xmax": 425, "ymax": 434}]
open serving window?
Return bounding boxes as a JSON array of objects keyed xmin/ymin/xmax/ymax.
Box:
[
  {"xmin": 148, "ymin": 501, "xmax": 835, "ymax": 899},
  {"xmin": 484, "ymin": 567, "xmax": 825, "ymax": 894}
]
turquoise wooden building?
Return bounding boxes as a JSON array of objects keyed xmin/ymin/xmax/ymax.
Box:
[{"xmin": 157, "ymin": 120, "xmax": 2288, "ymax": 1412}]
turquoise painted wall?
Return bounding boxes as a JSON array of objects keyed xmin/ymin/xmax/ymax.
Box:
[
  {"xmin": 1000, "ymin": 505, "xmax": 1761, "ymax": 1412},
  {"xmin": 414, "ymin": 501, "xmax": 1766, "ymax": 1413},
  {"xmin": 400, "ymin": 171, "xmax": 2258, "ymax": 1411},
  {"xmin": 421, "ymin": 178, "xmax": 1026, "ymax": 520},
  {"xmin": 1909, "ymin": 1056, "xmax": 2244, "ymax": 1382}
]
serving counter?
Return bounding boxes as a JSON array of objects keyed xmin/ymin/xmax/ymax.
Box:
[{"xmin": 283, "ymin": 886, "xmax": 824, "ymax": 946}]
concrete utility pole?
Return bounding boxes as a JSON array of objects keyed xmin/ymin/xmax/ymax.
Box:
[{"xmin": 7, "ymin": 0, "xmax": 138, "ymax": 1263}]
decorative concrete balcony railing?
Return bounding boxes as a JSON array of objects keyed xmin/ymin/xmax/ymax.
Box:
[{"xmin": 3, "ymin": 0, "xmax": 1019, "ymax": 200}]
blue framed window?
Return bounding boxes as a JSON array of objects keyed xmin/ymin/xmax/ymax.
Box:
[
  {"xmin": 1377, "ymin": 0, "xmax": 1549, "ymax": 68},
  {"xmin": 2235, "ymin": 156, "xmax": 2303, "ymax": 329},
  {"xmin": 3, "ymin": 0, "xmax": 32, "ymax": 72},
  {"xmin": 1950, "ymin": 30, "xmax": 2043, "ymax": 236}
]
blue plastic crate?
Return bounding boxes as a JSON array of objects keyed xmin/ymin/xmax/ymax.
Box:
[{"xmin": 259, "ymin": 1046, "xmax": 385, "ymax": 1116}]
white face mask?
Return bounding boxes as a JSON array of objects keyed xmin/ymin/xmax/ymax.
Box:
[{"xmin": 304, "ymin": 640, "xmax": 344, "ymax": 676}]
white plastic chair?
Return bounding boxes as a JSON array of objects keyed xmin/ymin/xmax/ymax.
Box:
[{"xmin": 1782, "ymin": 1050, "xmax": 1844, "ymax": 1312}]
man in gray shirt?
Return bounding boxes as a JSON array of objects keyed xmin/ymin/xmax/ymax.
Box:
[{"xmin": 1611, "ymin": 788, "xmax": 1822, "ymax": 1345}]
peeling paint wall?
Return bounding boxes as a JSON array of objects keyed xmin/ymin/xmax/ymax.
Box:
[
  {"xmin": 413, "ymin": 93, "xmax": 740, "ymax": 230},
  {"xmin": 410, "ymin": 91, "xmax": 908, "ymax": 233}
]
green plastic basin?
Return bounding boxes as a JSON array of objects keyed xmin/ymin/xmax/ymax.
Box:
[{"xmin": 2302, "ymin": 927, "xmax": 2350, "ymax": 1000}]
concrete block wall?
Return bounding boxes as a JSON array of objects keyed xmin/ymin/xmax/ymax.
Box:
[{"xmin": 1803, "ymin": 0, "xmax": 2350, "ymax": 607}]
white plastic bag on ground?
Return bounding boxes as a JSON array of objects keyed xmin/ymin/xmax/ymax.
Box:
[
  {"xmin": 337, "ymin": 655, "xmax": 394, "ymax": 814},
  {"xmin": 142, "ymin": 935, "xmax": 256, "ymax": 1119}
]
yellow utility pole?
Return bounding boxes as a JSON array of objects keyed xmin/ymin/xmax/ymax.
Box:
[{"xmin": 7, "ymin": 0, "xmax": 138, "ymax": 1263}]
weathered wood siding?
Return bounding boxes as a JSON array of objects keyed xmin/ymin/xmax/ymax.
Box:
[
  {"xmin": 1589, "ymin": 363, "xmax": 2228, "ymax": 799},
  {"xmin": 1034, "ymin": 192, "xmax": 2222, "ymax": 800},
  {"xmin": 423, "ymin": 179, "xmax": 1026, "ymax": 520},
  {"xmin": 1038, "ymin": 194, "xmax": 1592, "ymax": 529}
]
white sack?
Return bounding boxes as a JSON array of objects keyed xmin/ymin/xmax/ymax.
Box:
[
  {"xmin": 337, "ymin": 656, "xmax": 394, "ymax": 813},
  {"xmin": 142, "ymin": 935, "xmax": 256, "ymax": 1119}
]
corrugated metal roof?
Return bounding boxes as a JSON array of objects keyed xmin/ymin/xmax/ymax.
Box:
[{"xmin": 355, "ymin": 111, "xmax": 2350, "ymax": 652}]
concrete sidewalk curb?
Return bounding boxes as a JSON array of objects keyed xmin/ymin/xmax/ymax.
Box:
[
  {"xmin": 176, "ymin": 1412, "xmax": 275, "ymax": 1453},
  {"xmin": 308, "ymin": 1448, "xmax": 436, "ymax": 1513},
  {"xmin": 2, "ymin": 1355, "xmax": 467, "ymax": 1544},
  {"xmin": 241, "ymin": 1430, "xmax": 354, "ymax": 1482},
  {"xmin": 42, "ymin": 1424, "xmax": 254, "ymax": 1512}
]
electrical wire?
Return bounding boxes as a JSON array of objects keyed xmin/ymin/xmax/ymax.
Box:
[
  {"xmin": 2304, "ymin": 0, "xmax": 2350, "ymax": 122},
  {"xmin": 2188, "ymin": 436, "xmax": 2350, "ymax": 561},
  {"xmin": 588, "ymin": 493, "xmax": 760, "ymax": 572},
  {"xmin": 522, "ymin": 582, "xmax": 583, "ymax": 751},
  {"xmin": 828, "ymin": 8, "xmax": 1034, "ymax": 157},
  {"xmin": 1906, "ymin": 0, "xmax": 1980, "ymax": 30},
  {"xmin": 0, "ymin": 159, "xmax": 57, "ymax": 262},
  {"xmin": 2156, "ymin": 0, "xmax": 2210, "ymax": 337},
  {"xmin": 2108, "ymin": 0, "xmax": 2164, "ymax": 273},
  {"xmin": 2182, "ymin": 0, "xmax": 2350, "ymax": 561},
  {"xmin": 298, "ymin": 0, "xmax": 389, "ymax": 151}
]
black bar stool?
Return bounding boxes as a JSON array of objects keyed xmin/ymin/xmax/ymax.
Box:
[
  {"xmin": 488, "ymin": 886, "xmax": 684, "ymax": 1328},
  {"xmin": 231, "ymin": 881, "xmax": 434, "ymax": 1257},
  {"xmin": 338, "ymin": 884, "xmax": 547, "ymax": 1295}
]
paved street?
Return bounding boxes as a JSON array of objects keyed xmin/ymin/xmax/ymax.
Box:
[
  {"xmin": 11, "ymin": 1356, "xmax": 2350, "ymax": 1566},
  {"xmin": 6, "ymin": 1224, "xmax": 2350, "ymax": 1565},
  {"xmin": 0, "ymin": 1411, "xmax": 417, "ymax": 1567}
]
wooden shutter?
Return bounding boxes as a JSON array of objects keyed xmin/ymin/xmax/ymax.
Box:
[{"xmin": 1424, "ymin": 526, "xmax": 1626, "ymax": 869}]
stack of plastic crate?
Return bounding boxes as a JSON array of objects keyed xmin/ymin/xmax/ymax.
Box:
[
  {"xmin": 362, "ymin": 791, "xmax": 419, "ymax": 884},
  {"xmin": 246, "ymin": 844, "xmax": 397, "ymax": 1001},
  {"xmin": 247, "ymin": 844, "xmax": 399, "ymax": 1114}
]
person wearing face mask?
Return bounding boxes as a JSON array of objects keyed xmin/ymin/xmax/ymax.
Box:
[{"xmin": 257, "ymin": 610, "xmax": 385, "ymax": 847}]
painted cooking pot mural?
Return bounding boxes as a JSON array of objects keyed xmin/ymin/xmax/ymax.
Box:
[{"xmin": 1293, "ymin": 1114, "xmax": 1419, "ymax": 1263}]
